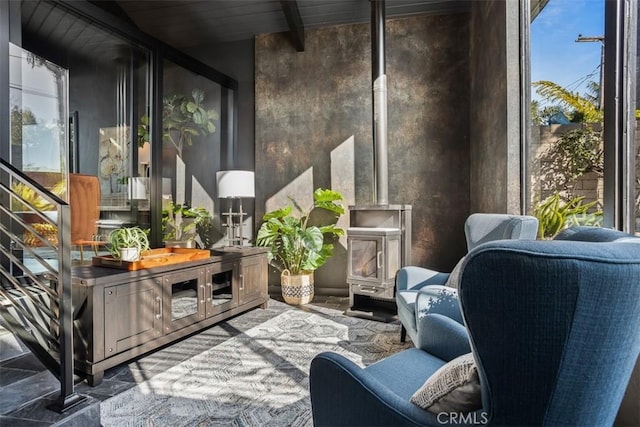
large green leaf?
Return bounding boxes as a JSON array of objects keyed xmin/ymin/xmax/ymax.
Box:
[
  {"xmin": 256, "ymin": 218, "xmax": 282, "ymax": 245},
  {"xmin": 263, "ymin": 206, "xmax": 292, "ymax": 221},
  {"xmin": 186, "ymin": 101, "xmax": 197, "ymax": 113},
  {"xmin": 300, "ymin": 226, "xmax": 324, "ymax": 252},
  {"xmin": 313, "ymin": 188, "xmax": 345, "ymax": 214},
  {"xmin": 191, "ymin": 89, "xmax": 204, "ymax": 104},
  {"xmin": 318, "ymin": 224, "xmax": 345, "ymax": 236}
]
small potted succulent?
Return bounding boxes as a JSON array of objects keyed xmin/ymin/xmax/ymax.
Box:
[{"xmin": 108, "ymin": 226, "xmax": 150, "ymax": 261}]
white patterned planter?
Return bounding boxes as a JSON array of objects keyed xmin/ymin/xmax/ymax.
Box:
[{"xmin": 281, "ymin": 270, "xmax": 314, "ymax": 305}]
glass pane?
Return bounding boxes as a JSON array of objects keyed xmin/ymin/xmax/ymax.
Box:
[
  {"xmin": 171, "ymin": 278, "xmax": 198, "ymax": 321},
  {"xmin": 161, "ymin": 59, "xmax": 221, "ymax": 248},
  {"xmin": 84, "ymin": 48, "xmax": 151, "ymax": 231},
  {"xmin": 9, "ymin": 42, "xmax": 68, "ymax": 195},
  {"xmin": 529, "ymin": 1, "xmax": 605, "ymax": 238},
  {"xmin": 210, "ymin": 269, "xmax": 233, "ymax": 307},
  {"xmin": 20, "ymin": 1, "xmax": 152, "ymax": 239},
  {"xmin": 350, "ymin": 239, "xmax": 378, "ymax": 278}
]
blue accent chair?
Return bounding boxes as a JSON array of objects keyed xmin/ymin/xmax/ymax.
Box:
[
  {"xmin": 310, "ymin": 227, "xmax": 640, "ymax": 426},
  {"xmin": 396, "ymin": 213, "xmax": 538, "ymax": 350}
]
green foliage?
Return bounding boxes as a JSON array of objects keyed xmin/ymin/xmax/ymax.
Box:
[
  {"xmin": 108, "ymin": 226, "xmax": 150, "ymax": 258},
  {"xmin": 533, "ymin": 192, "xmax": 602, "ymax": 239},
  {"xmin": 138, "ymin": 89, "xmax": 219, "ymax": 152},
  {"xmin": 11, "ymin": 106, "xmax": 37, "ymax": 146},
  {"xmin": 162, "ymin": 203, "xmax": 212, "ymax": 243},
  {"xmin": 532, "ymin": 80, "xmax": 603, "ymax": 123},
  {"xmin": 255, "ymin": 188, "xmax": 345, "ymax": 275},
  {"xmin": 539, "ymin": 126, "xmax": 603, "ymax": 193},
  {"xmin": 531, "ymin": 100, "xmax": 564, "ymax": 126},
  {"xmin": 532, "ymin": 79, "xmax": 639, "ymax": 124}
]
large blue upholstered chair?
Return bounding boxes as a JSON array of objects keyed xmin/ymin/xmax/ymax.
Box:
[
  {"xmin": 396, "ymin": 213, "xmax": 538, "ymax": 350},
  {"xmin": 310, "ymin": 227, "xmax": 640, "ymax": 426}
]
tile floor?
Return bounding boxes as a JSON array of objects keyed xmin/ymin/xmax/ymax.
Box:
[{"xmin": 0, "ymin": 295, "xmax": 350, "ymax": 426}]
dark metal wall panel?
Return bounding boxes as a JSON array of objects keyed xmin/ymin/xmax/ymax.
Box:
[
  {"xmin": 468, "ymin": 0, "xmax": 524, "ymax": 215},
  {"xmin": 255, "ymin": 14, "xmax": 471, "ymax": 291}
]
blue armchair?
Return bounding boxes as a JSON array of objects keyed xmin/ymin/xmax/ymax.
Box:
[
  {"xmin": 310, "ymin": 228, "xmax": 640, "ymax": 426},
  {"xmin": 396, "ymin": 213, "xmax": 538, "ymax": 350}
]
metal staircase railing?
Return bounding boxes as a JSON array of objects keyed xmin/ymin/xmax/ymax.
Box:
[{"xmin": 0, "ymin": 158, "xmax": 85, "ymax": 412}]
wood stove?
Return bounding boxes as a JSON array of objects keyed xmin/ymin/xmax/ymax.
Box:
[
  {"xmin": 344, "ymin": 1, "xmax": 412, "ymax": 321},
  {"xmin": 347, "ymin": 227, "xmax": 401, "ymax": 298},
  {"xmin": 346, "ymin": 205, "xmax": 411, "ymax": 321}
]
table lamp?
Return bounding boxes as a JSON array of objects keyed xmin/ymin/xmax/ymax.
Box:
[{"xmin": 216, "ymin": 170, "xmax": 255, "ymax": 246}]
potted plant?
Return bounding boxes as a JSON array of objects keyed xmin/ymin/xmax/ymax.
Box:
[
  {"xmin": 256, "ymin": 188, "xmax": 345, "ymax": 305},
  {"xmin": 108, "ymin": 226, "xmax": 150, "ymax": 261},
  {"xmin": 162, "ymin": 203, "xmax": 213, "ymax": 248}
]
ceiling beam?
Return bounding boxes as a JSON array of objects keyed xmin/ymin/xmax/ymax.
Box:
[{"xmin": 279, "ymin": 1, "xmax": 305, "ymax": 52}]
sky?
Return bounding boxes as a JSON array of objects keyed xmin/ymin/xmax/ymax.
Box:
[{"xmin": 531, "ymin": 0, "xmax": 605, "ymax": 104}]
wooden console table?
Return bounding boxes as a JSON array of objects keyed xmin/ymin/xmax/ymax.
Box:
[{"xmin": 71, "ymin": 247, "xmax": 269, "ymax": 386}]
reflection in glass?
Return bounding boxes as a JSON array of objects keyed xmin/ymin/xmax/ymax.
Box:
[
  {"xmin": 161, "ymin": 59, "xmax": 222, "ymax": 247},
  {"xmin": 9, "ymin": 42, "xmax": 68, "ymax": 184},
  {"xmin": 210, "ymin": 270, "xmax": 233, "ymax": 307},
  {"xmin": 350, "ymin": 240, "xmax": 378, "ymax": 278},
  {"xmin": 171, "ymin": 279, "xmax": 198, "ymax": 321}
]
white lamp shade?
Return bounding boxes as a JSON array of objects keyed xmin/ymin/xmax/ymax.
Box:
[{"xmin": 217, "ymin": 170, "xmax": 255, "ymax": 198}]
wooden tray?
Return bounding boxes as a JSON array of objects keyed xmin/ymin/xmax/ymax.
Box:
[{"xmin": 92, "ymin": 248, "xmax": 211, "ymax": 271}]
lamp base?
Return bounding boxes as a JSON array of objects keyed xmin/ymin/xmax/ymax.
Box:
[{"xmin": 222, "ymin": 199, "xmax": 248, "ymax": 247}]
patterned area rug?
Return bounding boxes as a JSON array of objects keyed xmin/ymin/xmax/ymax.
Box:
[{"xmin": 100, "ymin": 303, "xmax": 410, "ymax": 426}]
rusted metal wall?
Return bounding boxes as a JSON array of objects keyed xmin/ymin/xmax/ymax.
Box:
[
  {"xmin": 255, "ymin": 14, "xmax": 471, "ymax": 294},
  {"xmin": 469, "ymin": 0, "xmax": 523, "ymax": 215}
]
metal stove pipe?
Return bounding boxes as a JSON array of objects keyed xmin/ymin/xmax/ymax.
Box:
[{"xmin": 371, "ymin": 0, "xmax": 388, "ymax": 205}]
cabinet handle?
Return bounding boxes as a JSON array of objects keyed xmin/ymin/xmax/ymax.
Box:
[
  {"xmin": 376, "ymin": 251, "xmax": 383, "ymax": 269},
  {"xmin": 200, "ymin": 284, "xmax": 206, "ymax": 304},
  {"xmin": 240, "ymin": 274, "xmax": 244, "ymax": 291},
  {"xmin": 206, "ymin": 282, "xmax": 212, "ymax": 302},
  {"xmin": 156, "ymin": 296, "xmax": 163, "ymax": 319}
]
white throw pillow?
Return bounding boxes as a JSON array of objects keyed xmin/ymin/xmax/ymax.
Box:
[{"xmin": 410, "ymin": 352, "xmax": 482, "ymax": 413}]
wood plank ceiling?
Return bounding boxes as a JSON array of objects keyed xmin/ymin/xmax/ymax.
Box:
[
  {"xmin": 113, "ymin": 0, "xmax": 472, "ymax": 50},
  {"xmin": 20, "ymin": 0, "xmax": 548, "ymax": 64}
]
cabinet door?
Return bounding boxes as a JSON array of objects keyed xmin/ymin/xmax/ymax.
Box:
[
  {"xmin": 104, "ymin": 278, "xmax": 162, "ymax": 356},
  {"xmin": 162, "ymin": 267, "xmax": 206, "ymax": 334},
  {"xmin": 238, "ymin": 255, "xmax": 267, "ymax": 305},
  {"xmin": 205, "ymin": 261, "xmax": 237, "ymax": 317}
]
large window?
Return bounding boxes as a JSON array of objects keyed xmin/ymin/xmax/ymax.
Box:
[
  {"xmin": 160, "ymin": 59, "xmax": 224, "ymax": 248},
  {"xmin": 10, "ymin": 1, "xmax": 238, "ymax": 249},
  {"xmin": 9, "ymin": 43, "xmax": 68, "ymax": 176},
  {"xmin": 18, "ymin": 1, "xmax": 152, "ymax": 243},
  {"xmin": 527, "ymin": 0, "xmax": 637, "ymax": 237}
]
